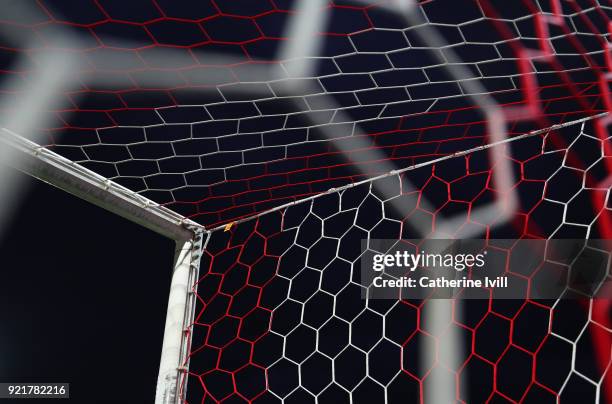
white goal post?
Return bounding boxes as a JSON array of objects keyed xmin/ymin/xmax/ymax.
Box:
[{"xmin": 0, "ymin": 127, "xmax": 206, "ymax": 404}]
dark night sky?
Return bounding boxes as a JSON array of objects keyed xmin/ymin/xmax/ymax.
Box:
[{"xmin": 0, "ymin": 169, "xmax": 175, "ymax": 403}]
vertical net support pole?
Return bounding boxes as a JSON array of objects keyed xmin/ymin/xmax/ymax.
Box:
[{"xmin": 156, "ymin": 230, "xmax": 208, "ymax": 404}]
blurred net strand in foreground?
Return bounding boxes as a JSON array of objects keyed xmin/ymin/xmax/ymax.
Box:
[
  {"xmin": 0, "ymin": 0, "xmax": 610, "ymax": 403},
  {"xmin": 0, "ymin": 0, "xmax": 609, "ymax": 227}
]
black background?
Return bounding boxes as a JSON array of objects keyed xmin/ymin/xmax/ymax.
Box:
[{"xmin": 0, "ymin": 169, "xmax": 174, "ymax": 402}]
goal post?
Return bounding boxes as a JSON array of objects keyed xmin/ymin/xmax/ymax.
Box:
[
  {"xmin": 0, "ymin": 127, "xmax": 207, "ymax": 403},
  {"xmin": 0, "ymin": 128, "xmax": 202, "ymax": 242},
  {"xmin": 0, "ymin": 0, "xmax": 609, "ymax": 402},
  {"xmin": 156, "ymin": 232, "xmax": 208, "ymax": 404}
]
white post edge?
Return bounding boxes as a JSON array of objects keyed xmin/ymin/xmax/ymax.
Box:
[{"xmin": 155, "ymin": 230, "xmax": 208, "ymax": 404}]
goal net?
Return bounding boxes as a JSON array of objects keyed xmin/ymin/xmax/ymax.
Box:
[
  {"xmin": 185, "ymin": 117, "xmax": 611, "ymax": 403},
  {"xmin": 0, "ymin": 0, "xmax": 609, "ymax": 403},
  {"xmin": 1, "ymin": 0, "xmax": 608, "ymax": 229}
]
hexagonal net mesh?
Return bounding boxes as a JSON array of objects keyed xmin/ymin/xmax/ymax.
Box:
[
  {"xmin": 0, "ymin": 0, "xmax": 610, "ymax": 402},
  {"xmin": 185, "ymin": 117, "xmax": 611, "ymax": 403},
  {"xmin": 1, "ymin": 0, "xmax": 609, "ymax": 228}
]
